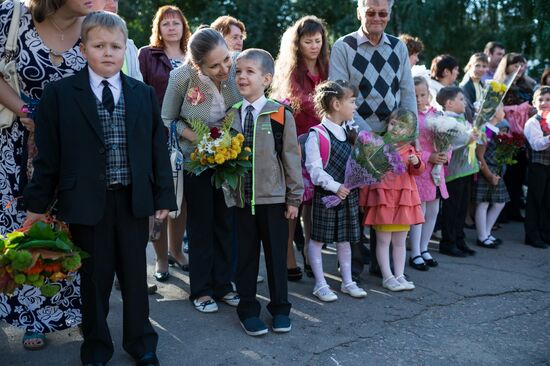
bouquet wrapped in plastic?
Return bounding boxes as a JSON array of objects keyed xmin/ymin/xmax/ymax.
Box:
[
  {"xmin": 425, "ymin": 115, "xmax": 468, "ymax": 185},
  {"xmin": 0, "ymin": 221, "xmax": 88, "ymax": 297}
]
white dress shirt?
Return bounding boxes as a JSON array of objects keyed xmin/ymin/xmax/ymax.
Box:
[
  {"xmin": 88, "ymin": 67, "xmax": 122, "ymax": 105},
  {"xmin": 198, "ymin": 73, "xmax": 226, "ymax": 126},
  {"xmin": 305, "ymin": 117, "xmax": 348, "ymax": 193},
  {"xmin": 240, "ymin": 95, "xmax": 267, "ymax": 129},
  {"xmin": 524, "ymin": 115, "xmax": 550, "ymax": 151}
]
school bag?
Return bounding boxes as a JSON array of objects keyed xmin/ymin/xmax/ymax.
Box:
[{"xmin": 298, "ymin": 124, "xmax": 331, "ymax": 203}]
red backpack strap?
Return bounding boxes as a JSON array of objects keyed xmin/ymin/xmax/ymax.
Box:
[{"xmin": 311, "ymin": 124, "xmax": 330, "ymax": 168}]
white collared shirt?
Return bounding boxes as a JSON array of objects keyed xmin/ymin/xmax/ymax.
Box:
[
  {"xmin": 305, "ymin": 117, "xmax": 349, "ymax": 193},
  {"xmin": 356, "ymin": 27, "xmax": 391, "ymax": 47},
  {"xmin": 88, "ymin": 66, "xmax": 122, "ymax": 105},
  {"xmin": 241, "ymin": 95, "xmax": 267, "ymax": 130},
  {"xmin": 524, "ymin": 115, "xmax": 550, "ymax": 151}
]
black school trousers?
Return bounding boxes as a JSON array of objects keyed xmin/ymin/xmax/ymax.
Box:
[
  {"xmin": 441, "ymin": 175, "xmax": 471, "ymax": 249},
  {"xmin": 524, "ymin": 163, "xmax": 550, "ymax": 242},
  {"xmin": 70, "ymin": 187, "xmax": 157, "ymax": 364},
  {"xmin": 235, "ymin": 203, "xmax": 291, "ymax": 320}
]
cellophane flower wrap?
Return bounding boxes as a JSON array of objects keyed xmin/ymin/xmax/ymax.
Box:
[
  {"xmin": 321, "ymin": 130, "xmax": 406, "ymax": 208},
  {"xmin": 0, "ymin": 221, "xmax": 88, "ymax": 297},
  {"xmin": 185, "ymin": 112, "xmax": 252, "ymax": 192},
  {"xmin": 425, "ymin": 115, "xmax": 468, "ymax": 185}
]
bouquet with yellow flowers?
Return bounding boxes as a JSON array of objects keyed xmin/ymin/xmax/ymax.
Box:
[{"xmin": 186, "ymin": 112, "xmax": 252, "ymax": 191}]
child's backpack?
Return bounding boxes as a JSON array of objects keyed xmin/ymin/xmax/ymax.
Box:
[{"xmin": 298, "ymin": 124, "xmax": 331, "ymax": 203}]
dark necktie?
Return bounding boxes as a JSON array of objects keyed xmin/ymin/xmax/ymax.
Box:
[
  {"xmin": 101, "ymin": 80, "xmax": 115, "ymax": 114},
  {"xmin": 243, "ymin": 105, "xmax": 255, "ymax": 147}
]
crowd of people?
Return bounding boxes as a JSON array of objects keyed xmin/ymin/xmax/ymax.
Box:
[{"xmin": 0, "ymin": 0, "xmax": 548, "ymax": 365}]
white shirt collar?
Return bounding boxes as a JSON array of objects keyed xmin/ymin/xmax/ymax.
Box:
[
  {"xmin": 242, "ymin": 95, "xmax": 267, "ymax": 114},
  {"xmin": 88, "ymin": 66, "xmax": 122, "ymax": 91},
  {"xmin": 357, "ymin": 28, "xmax": 391, "ymax": 47},
  {"xmin": 321, "ymin": 117, "xmax": 347, "ymax": 141}
]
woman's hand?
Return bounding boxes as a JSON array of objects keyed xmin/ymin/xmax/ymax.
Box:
[
  {"xmin": 20, "ymin": 117, "xmax": 35, "ymax": 132},
  {"xmin": 408, "ymin": 154, "xmax": 420, "ymax": 166},
  {"xmin": 181, "ymin": 127, "xmax": 197, "ymax": 143},
  {"xmin": 428, "ymin": 152, "xmax": 447, "ymax": 165},
  {"xmin": 336, "ymin": 185, "xmax": 350, "ymax": 200}
]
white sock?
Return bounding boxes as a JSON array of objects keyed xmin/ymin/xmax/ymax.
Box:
[
  {"xmin": 392, "ymin": 231, "xmax": 408, "ymax": 278},
  {"xmin": 336, "ymin": 242, "xmax": 353, "ymax": 286},
  {"xmin": 308, "ymin": 239, "xmax": 326, "ymax": 289},
  {"xmin": 409, "ymin": 202, "xmax": 425, "ymax": 259},
  {"xmin": 486, "ymin": 202, "xmax": 505, "ymax": 238},
  {"xmin": 475, "ymin": 202, "xmax": 490, "ymax": 241},
  {"xmin": 420, "ymin": 199, "xmax": 439, "ymax": 260},
  {"xmin": 375, "ymin": 231, "xmax": 393, "ymax": 280}
]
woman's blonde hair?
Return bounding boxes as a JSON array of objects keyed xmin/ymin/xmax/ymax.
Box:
[
  {"xmin": 271, "ymin": 16, "xmax": 329, "ymax": 112},
  {"xmin": 28, "ymin": 0, "xmax": 66, "ymax": 23},
  {"xmin": 149, "ymin": 5, "xmax": 191, "ymax": 53}
]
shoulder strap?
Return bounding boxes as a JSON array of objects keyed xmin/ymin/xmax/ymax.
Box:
[
  {"xmin": 270, "ymin": 105, "xmax": 286, "ymax": 155},
  {"xmin": 5, "ymin": 0, "xmax": 21, "ymax": 55},
  {"xmin": 311, "ymin": 124, "xmax": 330, "ymax": 168}
]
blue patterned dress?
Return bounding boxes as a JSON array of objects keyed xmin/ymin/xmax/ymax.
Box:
[{"xmin": 0, "ymin": 1, "xmax": 84, "ymax": 333}]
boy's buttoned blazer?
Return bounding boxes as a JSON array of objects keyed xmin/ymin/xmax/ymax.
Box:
[{"xmin": 24, "ymin": 67, "xmax": 176, "ymax": 225}]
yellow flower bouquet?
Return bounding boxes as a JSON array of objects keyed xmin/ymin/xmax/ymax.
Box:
[{"xmin": 185, "ymin": 112, "xmax": 252, "ymax": 190}]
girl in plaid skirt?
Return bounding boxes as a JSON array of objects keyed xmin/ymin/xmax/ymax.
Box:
[
  {"xmin": 474, "ymin": 105, "xmax": 509, "ymax": 248},
  {"xmin": 305, "ymin": 80, "xmax": 367, "ymax": 302}
]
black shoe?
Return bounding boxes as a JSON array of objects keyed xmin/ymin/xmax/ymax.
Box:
[
  {"xmin": 476, "ymin": 239, "xmax": 497, "ymax": 249},
  {"xmin": 420, "ymin": 251, "xmax": 438, "ymax": 267},
  {"xmin": 287, "ymin": 267, "xmax": 303, "ymax": 282},
  {"xmin": 489, "ymin": 236, "xmax": 503, "ymax": 245},
  {"xmin": 272, "ymin": 314, "xmax": 292, "ymax": 333},
  {"xmin": 136, "ymin": 352, "xmax": 159, "ymax": 366},
  {"xmin": 153, "ymin": 271, "xmax": 170, "ymax": 282},
  {"xmin": 240, "ymin": 317, "xmax": 268, "ymax": 336},
  {"xmin": 167, "ymin": 253, "xmax": 189, "ymax": 272},
  {"xmin": 408, "ymin": 256, "xmax": 429, "ymax": 271},
  {"xmin": 525, "ymin": 239, "xmax": 548, "ymax": 249},
  {"xmin": 439, "ymin": 246, "xmax": 468, "ymax": 257},
  {"xmin": 457, "ymin": 243, "xmax": 476, "ymax": 255}
]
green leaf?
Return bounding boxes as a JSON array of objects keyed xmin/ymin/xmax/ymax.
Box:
[
  {"xmin": 226, "ymin": 174, "xmax": 237, "ymax": 189},
  {"xmin": 27, "ymin": 222, "xmax": 56, "ymax": 241}
]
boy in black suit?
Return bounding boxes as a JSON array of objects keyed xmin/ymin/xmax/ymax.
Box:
[{"xmin": 24, "ymin": 12, "xmax": 176, "ymax": 366}]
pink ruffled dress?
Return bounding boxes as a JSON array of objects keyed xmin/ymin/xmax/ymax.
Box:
[
  {"xmin": 414, "ymin": 108, "xmax": 451, "ymax": 202},
  {"xmin": 360, "ymin": 144, "xmax": 426, "ymax": 228}
]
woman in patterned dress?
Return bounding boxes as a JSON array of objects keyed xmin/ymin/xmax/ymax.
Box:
[{"xmin": 0, "ymin": 0, "xmax": 92, "ymax": 350}]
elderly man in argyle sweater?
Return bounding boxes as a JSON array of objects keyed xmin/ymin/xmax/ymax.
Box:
[{"xmin": 329, "ymin": 0, "xmax": 417, "ymax": 278}]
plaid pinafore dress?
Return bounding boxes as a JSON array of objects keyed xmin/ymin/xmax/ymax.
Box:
[
  {"xmin": 473, "ymin": 136, "xmax": 510, "ymax": 203},
  {"xmin": 311, "ymin": 129, "xmax": 361, "ymax": 243}
]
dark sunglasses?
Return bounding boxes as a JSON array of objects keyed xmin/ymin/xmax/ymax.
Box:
[{"xmin": 365, "ymin": 10, "xmax": 389, "ymax": 18}]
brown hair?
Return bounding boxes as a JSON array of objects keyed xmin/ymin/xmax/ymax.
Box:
[
  {"xmin": 149, "ymin": 5, "xmax": 191, "ymax": 53},
  {"xmin": 541, "ymin": 68, "xmax": 550, "ymax": 87},
  {"xmin": 493, "ymin": 53, "xmax": 526, "ymax": 84},
  {"xmin": 430, "ymin": 54, "xmax": 459, "ymax": 81},
  {"xmin": 210, "ymin": 16, "xmax": 247, "ymax": 39},
  {"xmin": 399, "ymin": 34, "xmax": 424, "ymax": 56},
  {"xmin": 461, "ymin": 52, "xmax": 488, "ymax": 83},
  {"xmin": 186, "ymin": 28, "xmax": 227, "ymax": 66},
  {"xmin": 271, "ymin": 15, "xmax": 330, "ymax": 112},
  {"xmin": 28, "ymin": 0, "xmax": 66, "ymax": 23},
  {"xmin": 533, "ymin": 86, "xmax": 550, "ymax": 105},
  {"xmin": 313, "ymin": 80, "xmax": 357, "ymax": 117}
]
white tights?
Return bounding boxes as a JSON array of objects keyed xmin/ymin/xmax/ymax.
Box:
[
  {"xmin": 308, "ymin": 239, "xmax": 353, "ymax": 288},
  {"xmin": 475, "ymin": 202, "xmax": 505, "ymax": 241},
  {"xmin": 376, "ymin": 231, "xmax": 408, "ymax": 281},
  {"xmin": 409, "ymin": 199, "xmax": 440, "ymax": 260}
]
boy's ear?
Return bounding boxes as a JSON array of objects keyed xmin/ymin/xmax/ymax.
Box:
[
  {"xmin": 263, "ymin": 73, "xmax": 273, "ymax": 88},
  {"xmin": 80, "ymin": 43, "xmax": 87, "ymax": 60}
]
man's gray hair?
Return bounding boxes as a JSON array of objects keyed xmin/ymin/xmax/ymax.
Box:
[{"xmin": 358, "ymin": 0, "xmax": 394, "ymax": 9}]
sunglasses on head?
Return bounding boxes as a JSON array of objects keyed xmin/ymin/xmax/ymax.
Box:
[{"xmin": 364, "ymin": 10, "xmax": 389, "ymax": 18}]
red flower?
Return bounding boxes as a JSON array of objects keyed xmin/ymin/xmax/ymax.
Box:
[
  {"xmin": 186, "ymin": 87, "xmax": 206, "ymax": 106},
  {"xmin": 210, "ymin": 127, "xmax": 221, "ymax": 139}
]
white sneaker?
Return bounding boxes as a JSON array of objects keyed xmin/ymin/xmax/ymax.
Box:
[
  {"xmin": 396, "ymin": 275, "xmax": 415, "ymax": 290},
  {"xmin": 341, "ymin": 282, "xmax": 367, "ymax": 298},
  {"xmin": 382, "ymin": 276, "xmax": 406, "ymax": 292},
  {"xmin": 222, "ymin": 292, "xmax": 240, "ymax": 307},
  {"xmin": 312, "ymin": 284, "xmax": 338, "ymax": 302},
  {"xmin": 193, "ymin": 298, "xmax": 218, "ymax": 313}
]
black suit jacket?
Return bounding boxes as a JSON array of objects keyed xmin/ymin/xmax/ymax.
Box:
[
  {"xmin": 461, "ymin": 78, "xmax": 483, "ymax": 122},
  {"xmin": 24, "ymin": 67, "xmax": 177, "ymax": 225}
]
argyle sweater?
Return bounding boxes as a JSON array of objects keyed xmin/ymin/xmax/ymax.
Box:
[{"xmin": 329, "ymin": 30, "xmax": 416, "ymax": 133}]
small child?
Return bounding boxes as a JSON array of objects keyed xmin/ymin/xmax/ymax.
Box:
[
  {"xmin": 409, "ymin": 76, "xmax": 446, "ymax": 270},
  {"xmin": 360, "ymin": 108, "xmax": 425, "ymax": 291},
  {"xmin": 523, "ymin": 86, "xmax": 550, "ymax": 248},
  {"xmin": 473, "ymin": 105, "xmax": 508, "ymax": 248},
  {"xmin": 305, "ymin": 80, "xmax": 367, "ymax": 302},
  {"xmin": 228, "ymin": 49, "xmax": 304, "ymax": 336},
  {"xmin": 437, "ymin": 86, "xmax": 480, "ymax": 257},
  {"xmin": 23, "ymin": 12, "xmax": 176, "ymax": 365}
]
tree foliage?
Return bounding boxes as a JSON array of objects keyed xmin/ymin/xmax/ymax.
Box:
[{"xmin": 120, "ymin": 0, "xmax": 548, "ymax": 77}]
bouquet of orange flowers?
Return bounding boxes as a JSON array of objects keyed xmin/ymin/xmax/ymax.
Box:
[
  {"xmin": 0, "ymin": 221, "xmax": 88, "ymax": 297},
  {"xmin": 186, "ymin": 112, "xmax": 252, "ymax": 191}
]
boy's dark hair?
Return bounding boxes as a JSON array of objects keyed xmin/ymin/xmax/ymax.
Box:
[
  {"xmin": 236, "ymin": 48, "xmax": 274, "ymax": 76},
  {"xmin": 533, "ymin": 86, "xmax": 550, "ymax": 104},
  {"xmin": 430, "ymin": 54, "xmax": 459, "ymax": 80},
  {"xmin": 484, "ymin": 41, "xmax": 505, "ymax": 55},
  {"xmin": 313, "ymin": 80, "xmax": 358, "ymax": 117},
  {"xmin": 436, "ymin": 86, "xmax": 463, "ymax": 108}
]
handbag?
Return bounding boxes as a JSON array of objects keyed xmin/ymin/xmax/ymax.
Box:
[
  {"xmin": 0, "ymin": 0, "xmax": 21, "ymax": 130},
  {"xmin": 168, "ymin": 120, "xmax": 184, "ymax": 219}
]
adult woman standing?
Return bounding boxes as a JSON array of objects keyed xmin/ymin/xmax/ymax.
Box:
[
  {"xmin": 161, "ymin": 28, "xmax": 241, "ymax": 313},
  {"xmin": 271, "ymin": 15, "xmax": 329, "ymax": 281},
  {"xmin": 139, "ymin": 5, "xmax": 191, "ymax": 282},
  {"xmin": 428, "ymin": 54, "xmax": 459, "ymax": 109},
  {"xmin": 0, "ymin": 0, "xmax": 92, "ymax": 349}
]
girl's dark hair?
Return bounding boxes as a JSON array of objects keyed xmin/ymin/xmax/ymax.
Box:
[
  {"xmin": 313, "ymin": 80, "xmax": 357, "ymax": 117},
  {"xmin": 186, "ymin": 28, "xmax": 227, "ymax": 66},
  {"xmin": 430, "ymin": 54, "xmax": 459, "ymax": 80}
]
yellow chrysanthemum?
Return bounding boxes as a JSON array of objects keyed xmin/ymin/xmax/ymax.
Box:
[
  {"xmin": 215, "ymin": 155, "xmax": 225, "ymax": 164},
  {"xmin": 190, "ymin": 152, "xmax": 196, "ymax": 161},
  {"xmin": 244, "ymin": 147, "xmax": 251, "ymax": 152},
  {"xmin": 236, "ymin": 133, "xmax": 245, "ymax": 143}
]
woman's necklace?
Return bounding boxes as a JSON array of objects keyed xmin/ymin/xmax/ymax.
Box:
[
  {"xmin": 48, "ymin": 49, "xmax": 64, "ymax": 67},
  {"xmin": 48, "ymin": 16, "xmax": 77, "ymax": 41}
]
